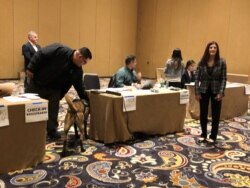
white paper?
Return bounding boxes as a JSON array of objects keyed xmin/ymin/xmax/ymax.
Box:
[
  {"xmin": 3, "ymin": 96, "xmax": 30, "ymax": 102},
  {"xmin": 0, "ymin": 105, "xmax": 9, "ymax": 127},
  {"xmin": 185, "ymin": 82, "xmax": 195, "ymax": 86},
  {"xmin": 123, "ymin": 95, "xmax": 136, "ymax": 112},
  {"xmin": 3, "ymin": 93, "xmax": 40, "ymax": 102},
  {"xmin": 180, "ymin": 90, "xmax": 189, "ymax": 104},
  {"xmin": 106, "ymin": 87, "xmax": 132, "ymax": 93},
  {"xmin": 18, "ymin": 93, "xmax": 40, "ymax": 100},
  {"xmin": 19, "ymin": 93, "xmax": 39, "ymax": 96},
  {"xmin": 245, "ymin": 85, "xmax": 250, "ymax": 95},
  {"xmin": 25, "ymin": 102, "xmax": 48, "ymax": 123},
  {"xmin": 226, "ymin": 82, "xmax": 244, "ymax": 88}
]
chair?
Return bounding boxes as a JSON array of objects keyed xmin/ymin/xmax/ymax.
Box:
[
  {"xmin": 62, "ymin": 94, "xmax": 87, "ymax": 156},
  {"xmin": 62, "ymin": 73, "xmax": 99, "ymax": 155},
  {"xmin": 108, "ymin": 74, "xmax": 116, "ymax": 88},
  {"xmin": 82, "ymin": 73, "xmax": 100, "ymax": 138},
  {"xmin": 83, "ymin": 73, "xmax": 100, "ymax": 90}
]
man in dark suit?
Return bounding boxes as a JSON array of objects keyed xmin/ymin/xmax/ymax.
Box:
[{"xmin": 22, "ymin": 31, "xmax": 41, "ymax": 90}]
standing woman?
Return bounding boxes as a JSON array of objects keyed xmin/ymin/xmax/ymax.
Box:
[
  {"xmin": 195, "ymin": 41, "xmax": 227, "ymax": 145},
  {"xmin": 164, "ymin": 48, "xmax": 185, "ymax": 81}
]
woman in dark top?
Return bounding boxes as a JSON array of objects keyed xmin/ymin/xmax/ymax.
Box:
[
  {"xmin": 194, "ymin": 41, "xmax": 227, "ymax": 145},
  {"xmin": 181, "ymin": 60, "xmax": 196, "ymax": 88}
]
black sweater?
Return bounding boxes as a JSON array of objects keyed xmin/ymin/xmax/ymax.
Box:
[{"xmin": 27, "ymin": 43, "xmax": 86, "ymax": 99}]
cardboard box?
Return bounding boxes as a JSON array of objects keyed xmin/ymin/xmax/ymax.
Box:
[{"xmin": 0, "ymin": 98, "xmax": 47, "ymax": 174}]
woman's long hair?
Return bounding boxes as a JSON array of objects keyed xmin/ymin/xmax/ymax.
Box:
[
  {"xmin": 170, "ymin": 48, "xmax": 183, "ymax": 72},
  {"xmin": 199, "ymin": 41, "xmax": 220, "ymax": 66}
]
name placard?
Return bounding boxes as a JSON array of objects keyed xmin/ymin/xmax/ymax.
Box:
[
  {"xmin": 180, "ymin": 90, "xmax": 189, "ymax": 104},
  {"xmin": 123, "ymin": 95, "xmax": 136, "ymax": 112},
  {"xmin": 25, "ymin": 102, "xmax": 48, "ymax": 123},
  {"xmin": 245, "ymin": 85, "xmax": 250, "ymax": 95}
]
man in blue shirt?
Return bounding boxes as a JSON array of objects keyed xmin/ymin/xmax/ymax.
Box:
[{"xmin": 113, "ymin": 55, "xmax": 141, "ymax": 88}]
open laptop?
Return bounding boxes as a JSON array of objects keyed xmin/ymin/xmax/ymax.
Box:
[{"xmin": 141, "ymin": 80, "xmax": 156, "ymax": 89}]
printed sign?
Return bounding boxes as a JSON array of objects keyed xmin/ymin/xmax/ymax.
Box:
[
  {"xmin": 123, "ymin": 95, "xmax": 136, "ymax": 112},
  {"xmin": 25, "ymin": 102, "xmax": 48, "ymax": 123},
  {"xmin": 180, "ymin": 90, "xmax": 189, "ymax": 104},
  {"xmin": 0, "ymin": 105, "xmax": 9, "ymax": 127}
]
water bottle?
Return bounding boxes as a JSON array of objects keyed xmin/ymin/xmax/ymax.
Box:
[
  {"xmin": 160, "ymin": 80, "xmax": 165, "ymax": 88},
  {"xmin": 165, "ymin": 80, "xmax": 169, "ymax": 88}
]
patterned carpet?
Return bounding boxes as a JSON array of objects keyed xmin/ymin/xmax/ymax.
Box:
[{"xmin": 0, "ymin": 79, "xmax": 250, "ymax": 188}]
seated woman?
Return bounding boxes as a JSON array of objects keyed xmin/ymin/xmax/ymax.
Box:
[
  {"xmin": 181, "ymin": 60, "xmax": 196, "ymax": 88},
  {"xmin": 164, "ymin": 48, "xmax": 185, "ymax": 87}
]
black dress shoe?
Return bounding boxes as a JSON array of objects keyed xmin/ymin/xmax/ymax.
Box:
[
  {"xmin": 48, "ymin": 131, "xmax": 61, "ymax": 140},
  {"xmin": 206, "ymin": 138, "xmax": 216, "ymax": 146},
  {"xmin": 197, "ymin": 137, "xmax": 206, "ymax": 144}
]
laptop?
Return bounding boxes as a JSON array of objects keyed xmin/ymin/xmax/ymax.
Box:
[{"xmin": 141, "ymin": 80, "xmax": 156, "ymax": 89}]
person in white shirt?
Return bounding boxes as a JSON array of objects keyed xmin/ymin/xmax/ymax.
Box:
[{"xmin": 22, "ymin": 31, "xmax": 41, "ymax": 89}]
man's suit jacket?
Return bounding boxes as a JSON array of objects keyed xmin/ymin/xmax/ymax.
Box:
[
  {"xmin": 195, "ymin": 59, "xmax": 227, "ymax": 95},
  {"xmin": 22, "ymin": 42, "xmax": 41, "ymax": 71}
]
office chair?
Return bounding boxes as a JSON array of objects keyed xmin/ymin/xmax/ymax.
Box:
[
  {"xmin": 62, "ymin": 94, "xmax": 88, "ymax": 156},
  {"xmin": 83, "ymin": 73, "xmax": 101, "ymax": 90},
  {"xmin": 108, "ymin": 74, "xmax": 116, "ymax": 88},
  {"xmin": 65, "ymin": 73, "xmax": 100, "ymax": 145},
  {"xmin": 81, "ymin": 73, "xmax": 101, "ymax": 139}
]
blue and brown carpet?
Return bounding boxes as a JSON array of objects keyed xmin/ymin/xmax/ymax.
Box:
[{"xmin": 0, "ymin": 79, "xmax": 250, "ymax": 188}]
